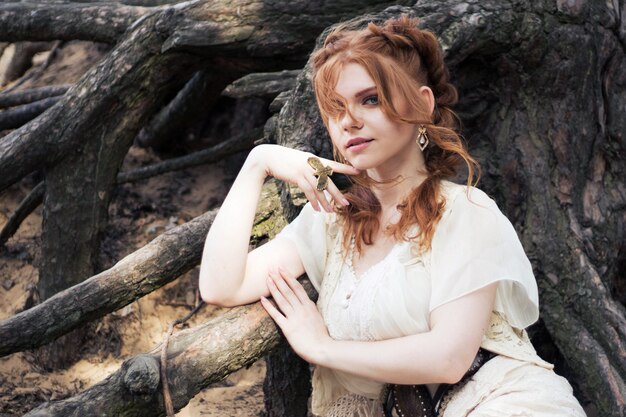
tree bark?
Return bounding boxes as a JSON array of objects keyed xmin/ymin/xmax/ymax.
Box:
[{"xmin": 1, "ymin": 0, "xmax": 623, "ymax": 414}]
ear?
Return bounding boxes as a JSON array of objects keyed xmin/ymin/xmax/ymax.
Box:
[{"xmin": 418, "ymin": 85, "xmax": 435, "ymax": 117}]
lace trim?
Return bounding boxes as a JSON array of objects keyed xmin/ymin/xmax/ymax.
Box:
[{"xmin": 323, "ymin": 393, "xmax": 383, "ymax": 417}]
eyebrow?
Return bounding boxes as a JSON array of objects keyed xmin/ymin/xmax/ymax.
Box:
[{"xmin": 354, "ymin": 86, "xmax": 377, "ymax": 99}]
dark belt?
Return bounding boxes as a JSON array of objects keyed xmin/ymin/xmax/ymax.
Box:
[{"xmin": 381, "ymin": 348, "xmax": 496, "ymax": 417}]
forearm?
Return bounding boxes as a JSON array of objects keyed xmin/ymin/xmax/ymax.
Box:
[
  {"xmin": 315, "ymin": 331, "xmax": 459, "ymax": 385},
  {"xmin": 199, "ymin": 147, "xmax": 267, "ymax": 302}
]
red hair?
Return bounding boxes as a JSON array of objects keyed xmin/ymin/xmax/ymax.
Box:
[{"xmin": 312, "ymin": 15, "xmax": 481, "ymax": 253}]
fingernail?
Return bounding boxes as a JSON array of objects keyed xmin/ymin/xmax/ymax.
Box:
[{"xmin": 342, "ymin": 198, "xmax": 350, "ymax": 206}]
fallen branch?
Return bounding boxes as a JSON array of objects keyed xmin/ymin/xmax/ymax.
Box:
[
  {"xmin": 223, "ymin": 70, "xmax": 300, "ymax": 99},
  {"xmin": 0, "ymin": 181, "xmax": 44, "ymax": 246},
  {"xmin": 0, "ymin": 97, "xmax": 62, "ymax": 130},
  {"xmin": 0, "ymin": 85, "xmax": 71, "ymax": 108},
  {"xmin": 0, "ymin": 178, "xmax": 287, "ymax": 356},
  {"xmin": 119, "ymin": 127, "xmax": 261, "ymax": 183},
  {"xmin": 137, "ymin": 70, "xmax": 237, "ymax": 150}
]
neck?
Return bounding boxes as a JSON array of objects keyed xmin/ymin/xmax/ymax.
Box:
[{"xmin": 366, "ymin": 157, "xmax": 428, "ymax": 210}]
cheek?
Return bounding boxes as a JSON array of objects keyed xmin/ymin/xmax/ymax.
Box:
[{"xmin": 327, "ymin": 121, "xmax": 343, "ymax": 148}]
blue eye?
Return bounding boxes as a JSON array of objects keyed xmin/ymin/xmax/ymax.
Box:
[{"xmin": 363, "ymin": 95, "xmax": 379, "ymax": 105}]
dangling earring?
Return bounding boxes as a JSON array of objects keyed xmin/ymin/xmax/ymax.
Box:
[{"xmin": 416, "ymin": 125, "xmax": 429, "ymax": 151}]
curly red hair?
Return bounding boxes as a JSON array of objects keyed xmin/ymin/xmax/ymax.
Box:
[{"xmin": 312, "ymin": 15, "xmax": 481, "ymax": 253}]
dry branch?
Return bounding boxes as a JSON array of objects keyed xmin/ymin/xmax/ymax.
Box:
[
  {"xmin": 0, "ymin": 181, "xmax": 44, "ymax": 247},
  {"xmin": 0, "ymin": 177, "xmax": 287, "ymax": 357},
  {"xmin": 0, "ymin": 97, "xmax": 61, "ymax": 130},
  {"xmin": 120, "ymin": 127, "xmax": 261, "ymax": 183},
  {"xmin": 223, "ymin": 70, "xmax": 300, "ymax": 99},
  {"xmin": 0, "ymin": 85, "xmax": 71, "ymax": 108},
  {"xmin": 137, "ymin": 70, "xmax": 237, "ymax": 150}
]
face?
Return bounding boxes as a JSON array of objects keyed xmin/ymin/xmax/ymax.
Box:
[{"xmin": 326, "ymin": 63, "xmax": 422, "ymax": 173}]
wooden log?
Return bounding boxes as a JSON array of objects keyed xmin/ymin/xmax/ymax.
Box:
[
  {"xmin": 0, "ymin": 85, "xmax": 71, "ymax": 108},
  {"xmin": 0, "ymin": 97, "xmax": 61, "ymax": 130}
]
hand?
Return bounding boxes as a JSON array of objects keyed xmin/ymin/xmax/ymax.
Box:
[
  {"xmin": 250, "ymin": 144, "xmax": 360, "ymax": 212},
  {"xmin": 260, "ymin": 267, "xmax": 331, "ymax": 364}
]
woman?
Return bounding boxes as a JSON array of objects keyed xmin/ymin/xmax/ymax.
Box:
[{"xmin": 199, "ymin": 15, "xmax": 586, "ymax": 417}]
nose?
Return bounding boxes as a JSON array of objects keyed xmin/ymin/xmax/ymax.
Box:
[{"xmin": 340, "ymin": 106, "xmax": 363, "ymax": 131}]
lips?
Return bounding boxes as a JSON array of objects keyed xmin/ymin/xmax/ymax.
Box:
[{"xmin": 346, "ymin": 137, "xmax": 373, "ymax": 148}]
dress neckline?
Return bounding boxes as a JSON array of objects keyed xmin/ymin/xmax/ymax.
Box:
[{"xmin": 346, "ymin": 235, "xmax": 402, "ymax": 281}]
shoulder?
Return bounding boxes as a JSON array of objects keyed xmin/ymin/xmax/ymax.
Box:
[
  {"xmin": 436, "ymin": 180, "xmax": 510, "ymax": 244},
  {"xmin": 440, "ymin": 180, "xmax": 499, "ymax": 218}
]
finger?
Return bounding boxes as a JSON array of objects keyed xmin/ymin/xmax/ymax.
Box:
[
  {"xmin": 305, "ymin": 176, "xmax": 333, "ymax": 213},
  {"xmin": 280, "ymin": 268, "xmax": 311, "ymax": 305},
  {"xmin": 270, "ymin": 269, "xmax": 301, "ymax": 308},
  {"xmin": 324, "ymin": 159, "xmax": 361, "ymax": 175},
  {"xmin": 313, "ymin": 188, "xmax": 334, "ymax": 213},
  {"xmin": 267, "ymin": 275, "xmax": 293, "ymax": 314},
  {"xmin": 324, "ymin": 179, "xmax": 350, "ymax": 207},
  {"xmin": 299, "ymin": 181, "xmax": 322, "ymax": 212},
  {"xmin": 260, "ymin": 296, "xmax": 286, "ymax": 327}
]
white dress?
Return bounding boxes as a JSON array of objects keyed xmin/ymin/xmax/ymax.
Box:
[{"xmin": 276, "ymin": 180, "xmax": 586, "ymax": 417}]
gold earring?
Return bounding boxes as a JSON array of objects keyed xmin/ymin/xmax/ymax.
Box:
[{"xmin": 416, "ymin": 125, "xmax": 429, "ymax": 151}]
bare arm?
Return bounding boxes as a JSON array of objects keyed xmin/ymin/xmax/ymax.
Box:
[
  {"xmin": 262, "ymin": 269, "xmax": 497, "ymax": 385},
  {"xmin": 199, "ymin": 144, "xmax": 359, "ymax": 307}
]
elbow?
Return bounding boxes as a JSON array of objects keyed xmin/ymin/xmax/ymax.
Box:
[
  {"xmin": 199, "ymin": 284, "xmax": 237, "ymax": 308},
  {"xmin": 439, "ymin": 348, "xmax": 475, "ymax": 385},
  {"xmin": 200, "ymin": 290, "xmax": 238, "ymax": 308},
  {"xmin": 198, "ymin": 273, "xmax": 236, "ymax": 308}
]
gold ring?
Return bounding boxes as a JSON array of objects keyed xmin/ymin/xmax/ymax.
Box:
[{"xmin": 307, "ymin": 156, "xmax": 333, "ymax": 191}]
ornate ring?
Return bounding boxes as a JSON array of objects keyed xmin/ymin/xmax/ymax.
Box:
[{"xmin": 307, "ymin": 156, "xmax": 333, "ymax": 191}]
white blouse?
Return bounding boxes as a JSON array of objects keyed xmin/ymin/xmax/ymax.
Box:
[{"xmin": 276, "ymin": 180, "xmax": 552, "ymax": 416}]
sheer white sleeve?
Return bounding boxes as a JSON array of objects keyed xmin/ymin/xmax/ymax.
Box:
[
  {"xmin": 429, "ymin": 187, "xmax": 540, "ymax": 329},
  {"xmin": 274, "ymin": 202, "xmax": 329, "ymax": 291}
]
